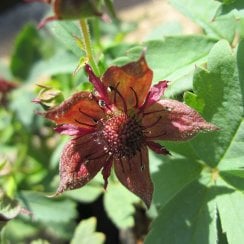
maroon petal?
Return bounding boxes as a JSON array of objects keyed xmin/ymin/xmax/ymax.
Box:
[
  {"xmin": 85, "ymin": 64, "xmax": 111, "ymax": 106},
  {"xmin": 102, "ymin": 56, "xmax": 153, "ymax": 110},
  {"xmin": 56, "ymin": 134, "xmax": 107, "ymax": 194},
  {"xmin": 147, "ymin": 141, "xmax": 170, "ymax": 155},
  {"xmin": 142, "ymin": 99, "xmax": 218, "ymax": 141},
  {"xmin": 114, "ymin": 148, "xmax": 153, "ymax": 208},
  {"xmin": 43, "ymin": 91, "xmax": 104, "ymax": 129},
  {"xmin": 54, "ymin": 124, "xmax": 93, "ymax": 137},
  {"xmin": 140, "ymin": 80, "xmax": 168, "ymax": 110}
]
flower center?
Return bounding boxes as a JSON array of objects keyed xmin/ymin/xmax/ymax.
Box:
[{"xmin": 102, "ymin": 113, "xmax": 144, "ymax": 158}]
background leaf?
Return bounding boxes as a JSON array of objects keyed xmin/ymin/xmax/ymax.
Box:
[
  {"xmin": 169, "ymin": 0, "xmax": 236, "ymax": 42},
  {"xmin": 104, "ymin": 178, "xmax": 139, "ymax": 229},
  {"xmin": 144, "ymin": 36, "xmax": 216, "ymax": 97},
  {"xmin": 71, "ymin": 217, "xmax": 105, "ymax": 244},
  {"xmin": 10, "ymin": 24, "xmax": 43, "ymax": 80},
  {"xmin": 146, "ymin": 39, "xmax": 244, "ymax": 244}
]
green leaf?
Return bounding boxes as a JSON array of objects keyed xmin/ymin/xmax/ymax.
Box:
[
  {"xmin": 146, "ymin": 39, "xmax": 244, "ymax": 243},
  {"xmin": 71, "ymin": 217, "xmax": 105, "ymax": 244},
  {"xmin": 10, "ymin": 24, "xmax": 42, "ymax": 80},
  {"xmin": 169, "ymin": 0, "xmax": 236, "ymax": 43},
  {"xmin": 65, "ymin": 174, "xmax": 103, "ymax": 203},
  {"xmin": 104, "ymin": 178, "xmax": 139, "ymax": 229},
  {"xmin": 145, "ymin": 180, "xmax": 220, "ymax": 244},
  {"xmin": 216, "ymin": 179, "xmax": 244, "ymax": 244},
  {"xmin": 47, "ymin": 21, "xmax": 83, "ymax": 57},
  {"xmin": 220, "ymin": 170, "xmax": 244, "ymax": 190},
  {"xmin": 144, "ymin": 36, "xmax": 216, "ymax": 97},
  {"xmin": 0, "ymin": 193, "xmax": 21, "ymax": 222},
  {"xmin": 152, "ymin": 156, "xmax": 202, "ymax": 207},
  {"xmin": 18, "ymin": 191, "xmax": 77, "ymax": 223},
  {"xmin": 10, "ymin": 86, "xmax": 36, "ymax": 127},
  {"xmin": 28, "ymin": 50, "xmax": 79, "ymax": 83},
  {"xmin": 218, "ymin": 0, "xmax": 244, "ymax": 18},
  {"xmin": 185, "ymin": 40, "xmax": 243, "ymax": 167},
  {"xmin": 30, "ymin": 239, "xmax": 50, "ymax": 244}
]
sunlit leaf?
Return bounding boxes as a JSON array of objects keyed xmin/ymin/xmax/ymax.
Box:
[
  {"xmin": 169, "ymin": 0, "xmax": 236, "ymax": 43},
  {"xmin": 71, "ymin": 217, "xmax": 105, "ymax": 244},
  {"xmin": 104, "ymin": 178, "xmax": 139, "ymax": 229},
  {"xmin": 144, "ymin": 36, "xmax": 216, "ymax": 97}
]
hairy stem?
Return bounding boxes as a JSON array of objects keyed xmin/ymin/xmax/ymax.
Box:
[{"xmin": 80, "ymin": 19, "xmax": 99, "ymax": 75}]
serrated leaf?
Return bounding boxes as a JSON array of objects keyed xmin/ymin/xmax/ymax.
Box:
[
  {"xmin": 145, "ymin": 180, "xmax": 220, "ymax": 244},
  {"xmin": 169, "ymin": 0, "xmax": 236, "ymax": 43},
  {"xmin": 104, "ymin": 179, "xmax": 139, "ymax": 229},
  {"xmin": 185, "ymin": 40, "xmax": 243, "ymax": 167},
  {"xmin": 71, "ymin": 217, "xmax": 105, "ymax": 244},
  {"xmin": 144, "ymin": 36, "xmax": 216, "ymax": 97},
  {"xmin": 18, "ymin": 191, "xmax": 77, "ymax": 223},
  {"xmin": 146, "ymin": 39, "xmax": 244, "ymax": 243}
]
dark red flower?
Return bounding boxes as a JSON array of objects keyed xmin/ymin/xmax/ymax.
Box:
[
  {"xmin": 0, "ymin": 78, "xmax": 18, "ymax": 106},
  {"xmin": 43, "ymin": 56, "xmax": 217, "ymax": 207},
  {"xmin": 26, "ymin": 0, "xmax": 103, "ymax": 28}
]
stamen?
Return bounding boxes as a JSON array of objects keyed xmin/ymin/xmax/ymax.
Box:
[
  {"xmin": 143, "ymin": 116, "xmax": 162, "ymax": 129},
  {"xmin": 146, "ymin": 131, "xmax": 167, "ymax": 139},
  {"xmin": 110, "ymin": 83, "xmax": 128, "ymax": 113},
  {"xmin": 138, "ymin": 91, "xmax": 151, "ymax": 113},
  {"xmin": 143, "ymin": 109, "xmax": 167, "ymax": 117},
  {"xmin": 130, "ymin": 87, "xmax": 139, "ymax": 108},
  {"xmin": 112, "ymin": 83, "xmax": 120, "ymax": 105},
  {"xmin": 74, "ymin": 119, "xmax": 96, "ymax": 128},
  {"xmin": 79, "ymin": 108, "xmax": 98, "ymax": 122}
]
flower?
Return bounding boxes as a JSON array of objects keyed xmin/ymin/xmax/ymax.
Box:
[
  {"xmin": 26, "ymin": 0, "xmax": 105, "ymax": 28},
  {"xmin": 0, "ymin": 78, "xmax": 18, "ymax": 107},
  {"xmin": 43, "ymin": 56, "xmax": 217, "ymax": 207}
]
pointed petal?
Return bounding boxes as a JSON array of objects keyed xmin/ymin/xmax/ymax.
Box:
[
  {"xmin": 43, "ymin": 91, "xmax": 104, "ymax": 129},
  {"xmin": 85, "ymin": 64, "xmax": 110, "ymax": 105},
  {"xmin": 147, "ymin": 141, "xmax": 170, "ymax": 155},
  {"xmin": 114, "ymin": 148, "xmax": 153, "ymax": 208},
  {"xmin": 57, "ymin": 134, "xmax": 107, "ymax": 194},
  {"xmin": 140, "ymin": 80, "xmax": 168, "ymax": 109},
  {"xmin": 101, "ymin": 158, "xmax": 113, "ymax": 190},
  {"xmin": 102, "ymin": 56, "xmax": 153, "ymax": 110},
  {"xmin": 54, "ymin": 124, "xmax": 93, "ymax": 136},
  {"xmin": 142, "ymin": 99, "xmax": 218, "ymax": 141}
]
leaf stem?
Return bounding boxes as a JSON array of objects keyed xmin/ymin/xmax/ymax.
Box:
[{"xmin": 79, "ymin": 19, "xmax": 100, "ymax": 75}]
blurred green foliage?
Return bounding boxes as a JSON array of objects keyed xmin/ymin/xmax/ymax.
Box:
[{"xmin": 0, "ymin": 0, "xmax": 244, "ymax": 243}]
